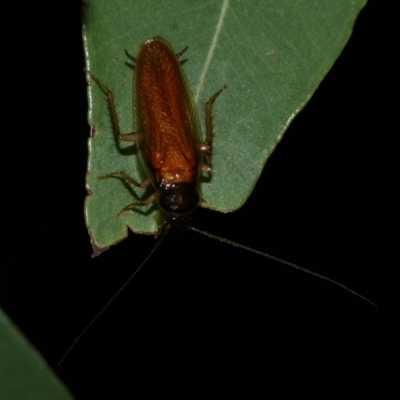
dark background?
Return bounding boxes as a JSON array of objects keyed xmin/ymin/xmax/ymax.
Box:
[{"xmin": 2, "ymin": 1, "xmax": 398, "ymax": 399}]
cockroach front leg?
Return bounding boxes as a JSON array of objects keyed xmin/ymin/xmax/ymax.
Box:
[
  {"xmin": 113, "ymin": 192, "xmax": 157, "ymax": 217},
  {"xmin": 98, "ymin": 173, "xmax": 155, "ymax": 216}
]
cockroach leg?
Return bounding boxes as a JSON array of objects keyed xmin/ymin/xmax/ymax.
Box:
[
  {"xmin": 88, "ymin": 69, "xmax": 149, "ymax": 196},
  {"xmin": 98, "ymin": 172, "xmax": 152, "ymax": 189},
  {"xmin": 204, "ymin": 85, "xmax": 227, "ymax": 168},
  {"xmin": 115, "ymin": 192, "xmax": 157, "ymax": 217},
  {"xmin": 98, "ymin": 170, "xmax": 154, "ymax": 216},
  {"xmin": 196, "ymin": 143, "xmax": 210, "ymax": 152},
  {"xmin": 85, "ymin": 69, "xmax": 134, "ymax": 139},
  {"xmin": 119, "ymin": 132, "xmax": 144, "ymax": 142}
]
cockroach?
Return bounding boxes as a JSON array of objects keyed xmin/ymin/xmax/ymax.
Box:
[
  {"xmin": 59, "ymin": 36, "xmax": 376, "ymax": 364},
  {"xmin": 93, "ymin": 36, "xmax": 226, "ymax": 234}
]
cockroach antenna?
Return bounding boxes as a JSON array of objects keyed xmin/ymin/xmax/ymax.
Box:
[{"xmin": 58, "ymin": 225, "xmax": 170, "ymax": 365}]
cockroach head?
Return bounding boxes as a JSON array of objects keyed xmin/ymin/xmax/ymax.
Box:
[{"xmin": 165, "ymin": 214, "xmax": 193, "ymax": 229}]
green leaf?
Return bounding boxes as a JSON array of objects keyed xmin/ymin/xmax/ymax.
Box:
[
  {"xmin": 83, "ymin": 0, "xmax": 367, "ymax": 251},
  {"xmin": 0, "ymin": 310, "xmax": 73, "ymax": 400}
]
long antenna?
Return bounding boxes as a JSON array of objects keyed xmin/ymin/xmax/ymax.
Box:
[
  {"xmin": 58, "ymin": 225, "xmax": 170, "ymax": 365},
  {"xmin": 188, "ymin": 226, "xmax": 378, "ymax": 308}
]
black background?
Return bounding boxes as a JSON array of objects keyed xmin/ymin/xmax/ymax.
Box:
[{"xmin": 2, "ymin": 1, "xmax": 398, "ymax": 399}]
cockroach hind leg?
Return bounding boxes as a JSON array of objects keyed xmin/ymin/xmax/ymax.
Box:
[
  {"xmin": 207, "ymin": 84, "xmax": 228, "ymax": 104},
  {"xmin": 119, "ymin": 132, "xmax": 144, "ymax": 143},
  {"xmin": 85, "ymin": 69, "xmax": 110, "ymax": 93},
  {"xmin": 204, "ymin": 85, "xmax": 227, "ymax": 157},
  {"xmin": 85, "ymin": 69, "xmax": 124, "ymax": 139}
]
